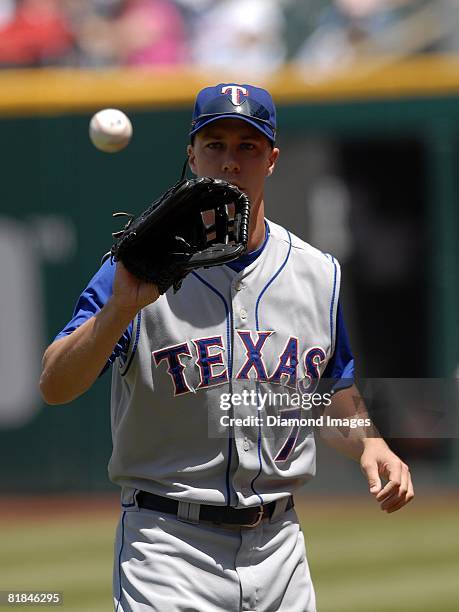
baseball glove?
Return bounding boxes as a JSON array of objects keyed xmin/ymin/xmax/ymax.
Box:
[{"xmin": 108, "ymin": 177, "xmax": 250, "ymax": 294}]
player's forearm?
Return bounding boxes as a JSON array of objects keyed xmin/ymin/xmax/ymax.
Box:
[
  {"xmin": 319, "ymin": 384, "xmax": 384, "ymax": 461},
  {"xmin": 39, "ymin": 297, "xmax": 137, "ymax": 404},
  {"xmin": 321, "ymin": 429, "xmax": 389, "ymax": 462}
]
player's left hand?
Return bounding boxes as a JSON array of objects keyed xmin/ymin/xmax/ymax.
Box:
[{"xmin": 360, "ymin": 439, "xmax": 414, "ymax": 513}]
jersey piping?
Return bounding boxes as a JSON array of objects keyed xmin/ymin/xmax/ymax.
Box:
[
  {"xmin": 329, "ymin": 256, "xmax": 338, "ymax": 352},
  {"xmin": 250, "ymin": 225, "xmax": 293, "ymax": 503},
  {"xmin": 121, "ymin": 312, "xmax": 142, "ymax": 378},
  {"xmin": 115, "ymin": 510, "xmax": 127, "ymax": 612},
  {"xmin": 191, "ymin": 270, "xmax": 234, "ymax": 506}
]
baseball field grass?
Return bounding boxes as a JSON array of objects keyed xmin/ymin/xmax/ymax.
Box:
[{"xmin": 0, "ymin": 492, "xmax": 457, "ymax": 612}]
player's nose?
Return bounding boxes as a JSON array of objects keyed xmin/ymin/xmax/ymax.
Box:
[{"xmin": 221, "ymin": 159, "xmax": 240, "ymax": 174}]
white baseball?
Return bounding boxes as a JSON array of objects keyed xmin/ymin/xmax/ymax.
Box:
[{"xmin": 89, "ymin": 108, "xmax": 133, "ymax": 153}]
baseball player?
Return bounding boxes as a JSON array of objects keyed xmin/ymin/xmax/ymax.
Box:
[{"xmin": 40, "ymin": 83, "xmax": 414, "ymax": 612}]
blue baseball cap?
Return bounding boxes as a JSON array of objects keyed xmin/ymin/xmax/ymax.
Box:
[{"xmin": 190, "ymin": 83, "xmax": 277, "ymax": 144}]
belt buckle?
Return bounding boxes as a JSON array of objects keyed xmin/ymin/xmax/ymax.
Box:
[{"xmin": 241, "ymin": 505, "xmax": 264, "ymax": 528}]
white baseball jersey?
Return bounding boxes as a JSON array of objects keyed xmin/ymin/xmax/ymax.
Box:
[{"xmin": 105, "ymin": 220, "xmax": 341, "ymax": 508}]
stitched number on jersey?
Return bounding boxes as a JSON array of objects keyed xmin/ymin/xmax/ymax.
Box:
[{"xmin": 274, "ymin": 407, "xmax": 301, "ymax": 462}]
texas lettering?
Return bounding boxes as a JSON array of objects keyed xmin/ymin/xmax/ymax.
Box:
[{"xmin": 152, "ymin": 330, "xmax": 326, "ymax": 396}]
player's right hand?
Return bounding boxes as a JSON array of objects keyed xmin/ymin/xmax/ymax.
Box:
[{"xmin": 111, "ymin": 261, "xmax": 160, "ymax": 315}]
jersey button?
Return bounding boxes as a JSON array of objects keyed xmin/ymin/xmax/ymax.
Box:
[
  {"xmin": 240, "ymin": 308, "xmax": 247, "ymax": 320},
  {"xmin": 235, "ymin": 281, "xmax": 244, "ymax": 291},
  {"xmin": 243, "ymin": 437, "xmax": 250, "ymax": 451}
]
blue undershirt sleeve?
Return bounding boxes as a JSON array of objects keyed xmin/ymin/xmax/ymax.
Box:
[
  {"xmin": 322, "ymin": 301, "xmax": 355, "ymax": 393},
  {"xmin": 54, "ymin": 258, "xmax": 133, "ymax": 375}
]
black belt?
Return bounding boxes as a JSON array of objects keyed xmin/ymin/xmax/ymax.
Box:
[{"xmin": 136, "ymin": 491, "xmax": 294, "ymax": 528}]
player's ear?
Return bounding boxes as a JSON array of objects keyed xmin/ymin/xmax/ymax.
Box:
[
  {"xmin": 266, "ymin": 147, "xmax": 280, "ymax": 177},
  {"xmin": 187, "ymin": 144, "xmax": 197, "ymax": 175}
]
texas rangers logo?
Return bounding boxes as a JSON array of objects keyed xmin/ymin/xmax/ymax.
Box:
[{"xmin": 221, "ymin": 85, "xmax": 248, "ymax": 106}]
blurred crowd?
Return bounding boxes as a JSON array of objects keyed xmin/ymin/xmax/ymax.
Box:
[{"xmin": 0, "ymin": 0, "xmax": 458, "ymax": 73}]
